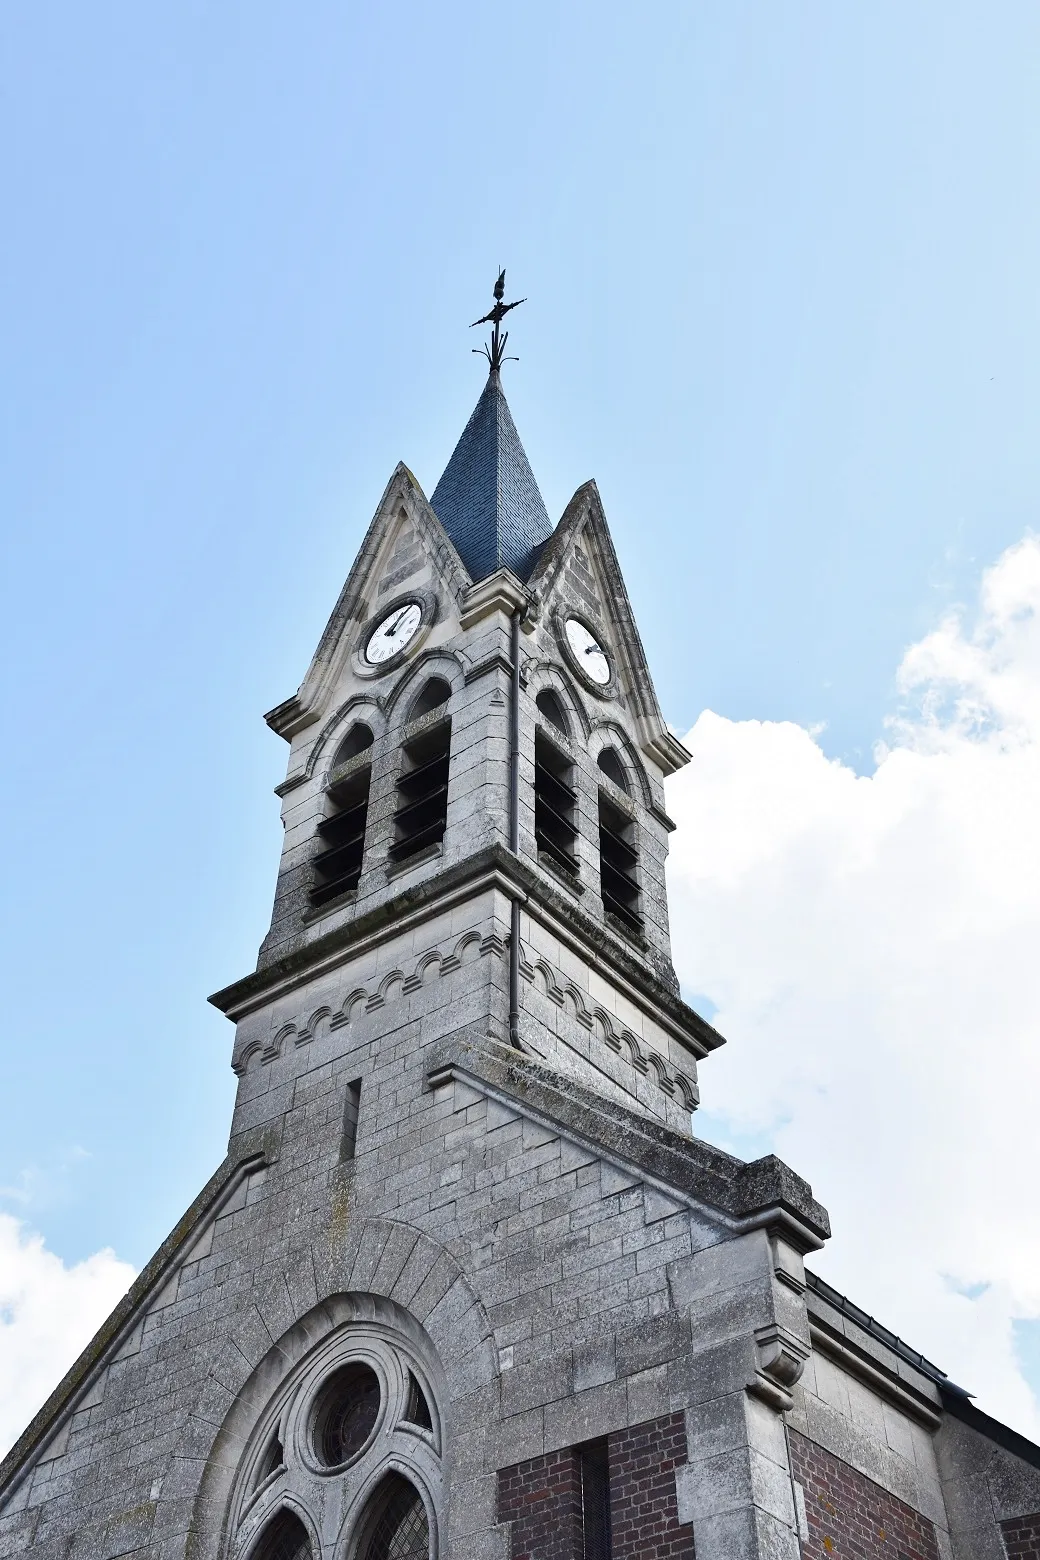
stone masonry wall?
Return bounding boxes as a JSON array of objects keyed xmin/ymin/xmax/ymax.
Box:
[
  {"xmin": 786, "ymin": 1333, "xmax": 946, "ymax": 1538},
  {"xmin": 0, "ymin": 984, "xmax": 712, "ymax": 1559},
  {"xmin": 789, "ymin": 1428, "xmax": 940, "ymax": 1560},
  {"xmin": 497, "ymin": 1413, "xmax": 695, "ymax": 1560},
  {"xmin": 1003, "ymin": 1513, "xmax": 1040, "ymax": 1558}
]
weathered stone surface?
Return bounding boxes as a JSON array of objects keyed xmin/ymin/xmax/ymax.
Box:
[{"xmin": 2, "ymin": 385, "xmax": 1036, "ymax": 1560}]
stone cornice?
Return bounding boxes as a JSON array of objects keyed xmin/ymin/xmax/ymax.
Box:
[
  {"xmin": 208, "ymin": 844, "xmax": 724, "ymax": 1061},
  {"xmin": 426, "ymin": 1032, "xmax": 830, "ymax": 1248},
  {"xmin": 458, "ymin": 567, "xmax": 529, "ymax": 630},
  {"xmin": 807, "ymin": 1318, "xmax": 942, "ymax": 1429}
]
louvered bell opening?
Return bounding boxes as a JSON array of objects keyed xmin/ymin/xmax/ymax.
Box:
[
  {"xmin": 310, "ymin": 766, "xmax": 371, "ymax": 907},
  {"xmin": 534, "ymin": 731, "xmax": 578, "ymax": 876},
  {"xmin": 390, "ymin": 721, "xmax": 451, "ymax": 864},
  {"xmin": 598, "ymin": 792, "xmax": 641, "ymax": 932}
]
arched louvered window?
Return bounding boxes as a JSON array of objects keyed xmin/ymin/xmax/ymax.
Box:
[
  {"xmin": 598, "ymin": 791, "xmax": 641, "ymax": 932},
  {"xmin": 360, "ymin": 1475, "xmax": 430, "ymax": 1560},
  {"xmin": 391, "ymin": 686, "xmax": 451, "ymax": 864},
  {"xmin": 335, "ymin": 723, "xmax": 376, "ymax": 764},
  {"xmin": 535, "ymin": 688, "xmax": 570, "ymax": 737},
  {"xmin": 596, "ymin": 748, "xmax": 628, "ymax": 794},
  {"xmin": 311, "ymin": 724, "xmax": 374, "ymax": 907},
  {"xmin": 534, "ymin": 730, "xmax": 578, "ymax": 876},
  {"xmin": 252, "ymin": 1509, "xmax": 313, "ymax": 1560},
  {"xmin": 407, "ymin": 677, "xmax": 451, "ymax": 722}
]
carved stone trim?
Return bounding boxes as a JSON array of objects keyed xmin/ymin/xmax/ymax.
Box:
[
  {"xmin": 807, "ymin": 1321, "xmax": 942, "ymax": 1429},
  {"xmin": 747, "ymin": 1323, "xmax": 811, "ymax": 1412}
]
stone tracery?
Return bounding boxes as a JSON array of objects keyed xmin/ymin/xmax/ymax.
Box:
[{"xmin": 220, "ymin": 1301, "xmax": 441, "ymax": 1560}]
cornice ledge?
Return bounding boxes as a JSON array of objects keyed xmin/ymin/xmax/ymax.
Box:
[
  {"xmin": 459, "ymin": 567, "xmax": 529, "ymax": 630},
  {"xmin": 513, "ymin": 858, "xmax": 724, "ymax": 1059},
  {"xmin": 808, "ymin": 1318, "xmax": 942, "ymax": 1429},
  {"xmin": 274, "ymin": 770, "xmax": 309, "ymax": 798},
  {"xmin": 642, "ymin": 725, "xmax": 692, "ymax": 776},
  {"xmin": 210, "ymin": 845, "xmax": 725, "ymax": 1060},
  {"xmin": 210, "ymin": 847, "xmax": 514, "ymax": 1018},
  {"xmin": 463, "ymin": 650, "xmax": 514, "ymax": 686},
  {"xmin": 424, "ymin": 1033, "xmax": 830, "ymax": 1248},
  {"xmin": 265, "ymin": 693, "xmax": 321, "ymax": 742}
]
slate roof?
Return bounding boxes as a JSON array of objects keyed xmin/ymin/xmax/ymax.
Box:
[{"xmin": 431, "ymin": 370, "xmax": 553, "ymax": 582}]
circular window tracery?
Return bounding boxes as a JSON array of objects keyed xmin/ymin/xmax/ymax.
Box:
[
  {"xmin": 222, "ymin": 1307, "xmax": 441, "ymax": 1560},
  {"xmin": 312, "ymin": 1362, "xmax": 382, "ymax": 1467}
]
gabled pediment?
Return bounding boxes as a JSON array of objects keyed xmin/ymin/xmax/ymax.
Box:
[
  {"xmin": 265, "ymin": 464, "xmax": 472, "ymax": 742},
  {"xmin": 528, "ymin": 481, "xmax": 691, "ymax": 775},
  {"xmin": 0, "ymin": 1124, "xmax": 282, "ymax": 1503}
]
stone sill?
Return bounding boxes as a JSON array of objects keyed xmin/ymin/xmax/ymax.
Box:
[
  {"xmin": 537, "ymin": 850, "xmax": 584, "ymax": 897},
  {"xmin": 302, "ymin": 887, "xmax": 358, "ymax": 926},
  {"xmin": 604, "ymin": 908, "xmax": 648, "ymax": 953},
  {"xmin": 385, "ymin": 841, "xmax": 443, "ymax": 881}
]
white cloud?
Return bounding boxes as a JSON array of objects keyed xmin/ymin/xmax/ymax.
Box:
[
  {"xmin": 0, "ymin": 1213, "xmax": 135, "ymax": 1457},
  {"xmin": 666, "ymin": 534, "xmax": 1040, "ymax": 1442}
]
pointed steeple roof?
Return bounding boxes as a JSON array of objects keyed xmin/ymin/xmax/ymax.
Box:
[{"xmin": 430, "ymin": 370, "xmax": 553, "ymax": 583}]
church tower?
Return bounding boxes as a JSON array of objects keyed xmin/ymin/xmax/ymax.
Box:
[{"xmin": 4, "ymin": 284, "xmax": 1040, "ymax": 1560}]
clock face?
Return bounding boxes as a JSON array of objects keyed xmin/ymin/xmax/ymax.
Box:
[
  {"xmin": 364, "ymin": 601, "xmax": 422, "ymax": 665},
  {"xmin": 565, "ymin": 617, "xmax": 611, "ymax": 685}
]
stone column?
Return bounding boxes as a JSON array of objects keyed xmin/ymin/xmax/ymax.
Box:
[{"xmin": 668, "ymin": 1223, "xmax": 814, "ymax": 1560}]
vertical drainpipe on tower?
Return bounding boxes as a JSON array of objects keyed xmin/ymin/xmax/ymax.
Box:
[{"xmin": 508, "ymin": 607, "xmax": 523, "ymax": 1048}]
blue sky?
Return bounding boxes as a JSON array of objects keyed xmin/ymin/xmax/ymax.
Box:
[{"xmin": 1, "ymin": 0, "xmax": 1039, "ymax": 1332}]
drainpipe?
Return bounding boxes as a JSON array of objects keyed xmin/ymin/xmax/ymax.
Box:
[{"xmin": 508, "ymin": 607, "xmax": 523, "ymax": 1048}]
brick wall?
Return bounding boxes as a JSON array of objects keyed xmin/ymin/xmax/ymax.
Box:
[
  {"xmin": 1003, "ymin": 1512, "xmax": 1040, "ymax": 1557},
  {"xmin": 608, "ymin": 1412, "xmax": 695, "ymax": 1560},
  {"xmin": 788, "ymin": 1428, "xmax": 939, "ymax": 1560},
  {"xmin": 497, "ymin": 1446, "xmax": 582, "ymax": 1560},
  {"xmin": 497, "ymin": 1413, "xmax": 695, "ymax": 1560}
]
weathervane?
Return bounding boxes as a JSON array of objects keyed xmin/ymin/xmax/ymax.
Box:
[{"xmin": 471, "ymin": 268, "xmax": 526, "ymax": 373}]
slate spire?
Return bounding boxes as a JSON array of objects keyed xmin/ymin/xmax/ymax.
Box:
[{"xmin": 431, "ymin": 369, "xmax": 553, "ymax": 583}]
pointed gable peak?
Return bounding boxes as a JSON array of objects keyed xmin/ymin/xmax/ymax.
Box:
[
  {"xmin": 431, "ymin": 370, "xmax": 553, "ymax": 584},
  {"xmin": 531, "ymin": 478, "xmax": 693, "ymax": 777}
]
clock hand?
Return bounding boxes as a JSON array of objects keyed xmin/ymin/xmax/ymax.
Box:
[{"xmin": 386, "ymin": 608, "xmax": 409, "ymax": 636}]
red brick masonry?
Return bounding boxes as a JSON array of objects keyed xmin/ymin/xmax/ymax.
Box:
[
  {"xmin": 788, "ymin": 1428, "xmax": 939, "ymax": 1560},
  {"xmin": 608, "ymin": 1414, "xmax": 696, "ymax": 1560},
  {"xmin": 498, "ymin": 1412, "xmax": 696, "ymax": 1560},
  {"xmin": 1003, "ymin": 1512, "xmax": 1040, "ymax": 1558},
  {"xmin": 498, "ymin": 1445, "xmax": 582, "ymax": 1560}
]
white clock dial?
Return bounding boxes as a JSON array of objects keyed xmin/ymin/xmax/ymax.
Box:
[
  {"xmin": 565, "ymin": 617, "xmax": 611, "ymax": 685},
  {"xmin": 365, "ymin": 602, "xmax": 422, "ymax": 665}
]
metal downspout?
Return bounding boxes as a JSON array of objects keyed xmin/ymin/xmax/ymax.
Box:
[{"xmin": 508, "ymin": 607, "xmax": 522, "ymax": 1048}]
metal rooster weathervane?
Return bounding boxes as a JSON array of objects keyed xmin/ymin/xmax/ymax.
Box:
[{"xmin": 471, "ymin": 269, "xmax": 526, "ymax": 372}]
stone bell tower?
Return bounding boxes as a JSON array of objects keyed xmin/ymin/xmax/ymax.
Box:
[{"xmin": 5, "ymin": 284, "xmax": 1038, "ymax": 1560}]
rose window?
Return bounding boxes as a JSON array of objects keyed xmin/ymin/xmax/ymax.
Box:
[{"xmin": 229, "ymin": 1320, "xmax": 440, "ymax": 1560}]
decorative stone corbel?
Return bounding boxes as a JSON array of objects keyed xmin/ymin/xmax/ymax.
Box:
[{"xmin": 747, "ymin": 1322, "xmax": 811, "ymax": 1412}]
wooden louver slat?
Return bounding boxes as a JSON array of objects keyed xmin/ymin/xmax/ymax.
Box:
[
  {"xmin": 390, "ymin": 721, "xmax": 451, "ymax": 864},
  {"xmin": 310, "ymin": 764, "xmax": 372, "ymax": 908}
]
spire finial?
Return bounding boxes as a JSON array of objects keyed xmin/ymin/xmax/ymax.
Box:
[{"xmin": 470, "ymin": 268, "xmax": 526, "ymax": 374}]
